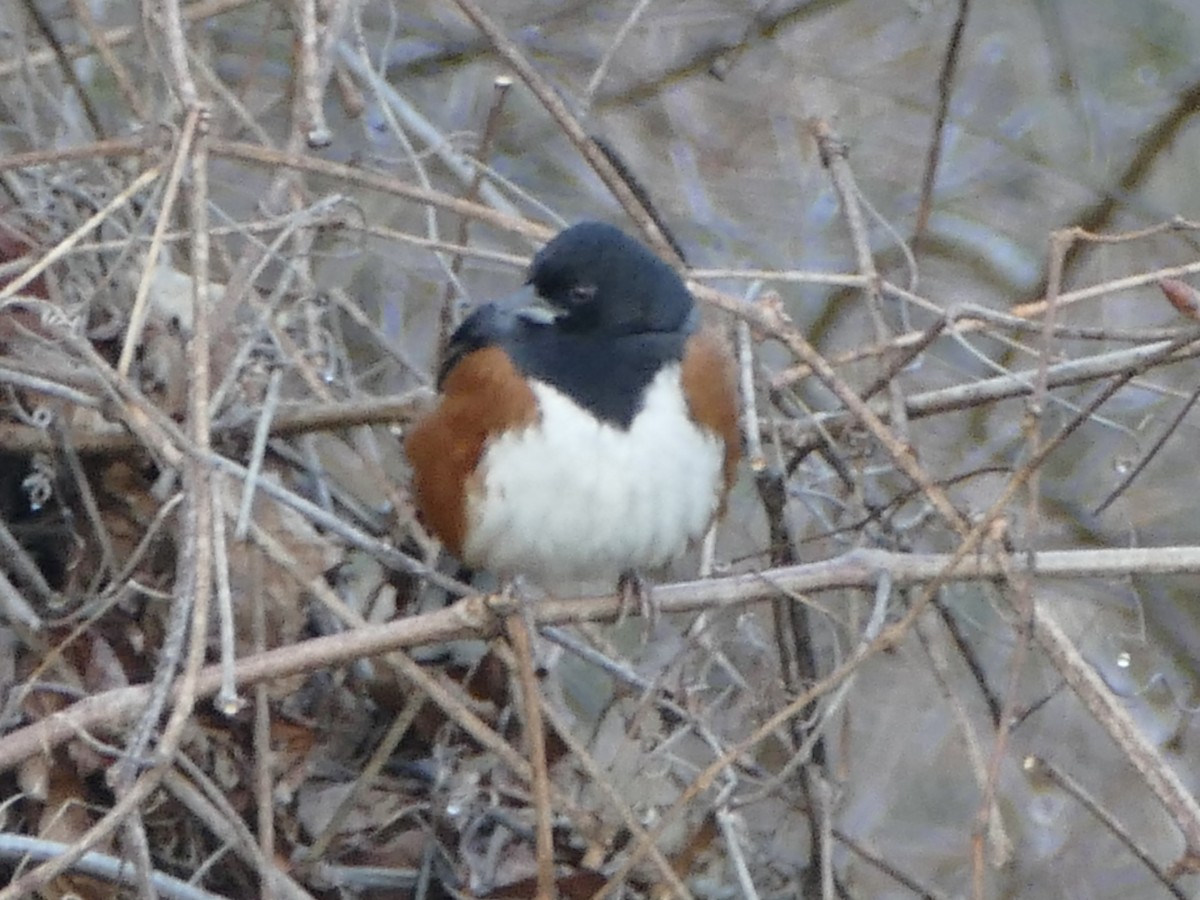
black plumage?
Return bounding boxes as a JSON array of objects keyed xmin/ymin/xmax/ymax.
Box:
[{"xmin": 440, "ymin": 222, "xmax": 698, "ymax": 429}]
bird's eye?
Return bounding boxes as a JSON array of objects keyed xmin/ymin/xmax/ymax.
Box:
[{"xmin": 569, "ymin": 283, "xmax": 597, "ymax": 303}]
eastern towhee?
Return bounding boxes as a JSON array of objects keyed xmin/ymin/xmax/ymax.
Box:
[{"xmin": 405, "ymin": 221, "xmax": 740, "ymax": 597}]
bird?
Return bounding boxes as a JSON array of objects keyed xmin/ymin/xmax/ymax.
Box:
[{"xmin": 404, "ymin": 221, "xmax": 740, "ymax": 602}]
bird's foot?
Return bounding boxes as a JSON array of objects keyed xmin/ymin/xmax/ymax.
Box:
[
  {"xmin": 494, "ymin": 576, "xmax": 533, "ymax": 632},
  {"xmin": 617, "ymin": 569, "xmax": 657, "ymax": 628}
]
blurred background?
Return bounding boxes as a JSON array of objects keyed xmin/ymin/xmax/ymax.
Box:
[{"xmin": 1, "ymin": 0, "xmax": 1200, "ymax": 897}]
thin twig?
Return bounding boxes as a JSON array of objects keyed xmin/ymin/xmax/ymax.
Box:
[
  {"xmin": 1035, "ymin": 599, "xmax": 1200, "ymax": 851},
  {"xmin": 505, "ymin": 613, "xmax": 556, "ymax": 898},
  {"xmin": 583, "ymin": 0, "xmax": 655, "ymax": 106},
  {"xmin": 159, "ymin": 0, "xmax": 198, "ymax": 105},
  {"xmin": 0, "ymin": 768, "xmax": 162, "ymax": 898},
  {"xmin": 117, "ymin": 109, "xmax": 200, "ymax": 378},
  {"xmin": 209, "ymin": 138, "xmax": 548, "ymax": 237},
  {"xmin": 52, "ymin": 415, "xmax": 118, "ymax": 586},
  {"xmin": 601, "ymin": 328, "xmax": 1184, "ymax": 888},
  {"xmin": 0, "ymin": 833, "xmax": 226, "ymax": 900},
  {"xmin": 0, "ymin": 566, "xmax": 42, "ymax": 630},
  {"xmin": 814, "ymin": 119, "xmax": 912, "ymax": 446},
  {"xmin": 0, "ymin": 0, "xmax": 259, "ymax": 80},
  {"xmin": 790, "ymin": 333, "xmax": 1200, "ymax": 435},
  {"xmin": 120, "ymin": 810, "xmax": 158, "ymax": 900},
  {"xmin": 8, "ymin": 544, "xmax": 1200, "ymax": 774},
  {"xmin": 0, "ymin": 512, "xmax": 63, "ymax": 611},
  {"xmin": 164, "ymin": 762, "xmax": 316, "ymax": 900},
  {"xmin": 913, "ymin": 0, "xmax": 971, "ymax": 245},
  {"xmin": 538, "ymin": 693, "xmax": 694, "ymax": 898},
  {"xmin": 234, "ymin": 366, "xmax": 283, "ymax": 540},
  {"xmin": 716, "ymin": 803, "xmax": 761, "ymax": 900},
  {"xmin": 333, "ymin": 41, "xmax": 526, "ymax": 223},
  {"xmin": 67, "ymin": 0, "xmax": 150, "ymax": 120},
  {"xmin": 210, "ymin": 474, "xmax": 241, "ymax": 715},
  {"xmin": 832, "ymin": 828, "xmax": 950, "ymax": 900},
  {"xmin": 439, "ymin": 74, "xmax": 513, "ymax": 338},
  {"xmin": 768, "ymin": 257, "xmax": 1200, "ymax": 385},
  {"xmin": 751, "ymin": 286, "xmax": 967, "ymax": 537},
  {"xmin": 0, "ymin": 167, "xmax": 161, "ymax": 301},
  {"xmin": 295, "ymin": 0, "xmax": 330, "ymax": 146},
  {"xmin": 297, "ymin": 693, "xmax": 425, "ymax": 869},
  {"xmin": 1025, "ymin": 756, "xmax": 1189, "ymax": 900},
  {"xmin": 21, "ymin": 0, "xmax": 106, "ymax": 138},
  {"xmin": 451, "ymin": 0, "xmax": 678, "ymax": 261},
  {"xmin": 170, "ymin": 101, "xmax": 215, "ymax": 751},
  {"xmin": 235, "ymin": 515, "xmax": 600, "ymax": 841},
  {"xmin": 1094, "ymin": 379, "xmax": 1200, "ymax": 514}
]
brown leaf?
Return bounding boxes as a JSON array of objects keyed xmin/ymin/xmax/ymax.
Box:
[
  {"xmin": 34, "ymin": 752, "xmax": 113, "ymax": 900},
  {"xmin": 222, "ymin": 471, "xmax": 344, "ymax": 661},
  {"xmin": 0, "ymin": 219, "xmax": 49, "ymax": 300}
]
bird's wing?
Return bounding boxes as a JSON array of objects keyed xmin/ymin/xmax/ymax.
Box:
[{"xmin": 438, "ymin": 304, "xmax": 551, "ymax": 388}]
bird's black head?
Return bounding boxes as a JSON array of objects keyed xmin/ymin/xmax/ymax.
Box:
[{"xmin": 528, "ymin": 222, "xmax": 694, "ymax": 335}]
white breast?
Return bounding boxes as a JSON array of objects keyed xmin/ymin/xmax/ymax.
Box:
[{"xmin": 462, "ymin": 364, "xmax": 724, "ymax": 587}]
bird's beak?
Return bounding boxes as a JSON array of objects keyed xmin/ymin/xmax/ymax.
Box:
[
  {"xmin": 490, "ymin": 283, "xmax": 558, "ymax": 322},
  {"xmin": 490, "ymin": 283, "xmax": 539, "ymax": 312}
]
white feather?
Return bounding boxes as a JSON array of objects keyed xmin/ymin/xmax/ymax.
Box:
[{"xmin": 462, "ymin": 364, "xmax": 724, "ymax": 586}]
